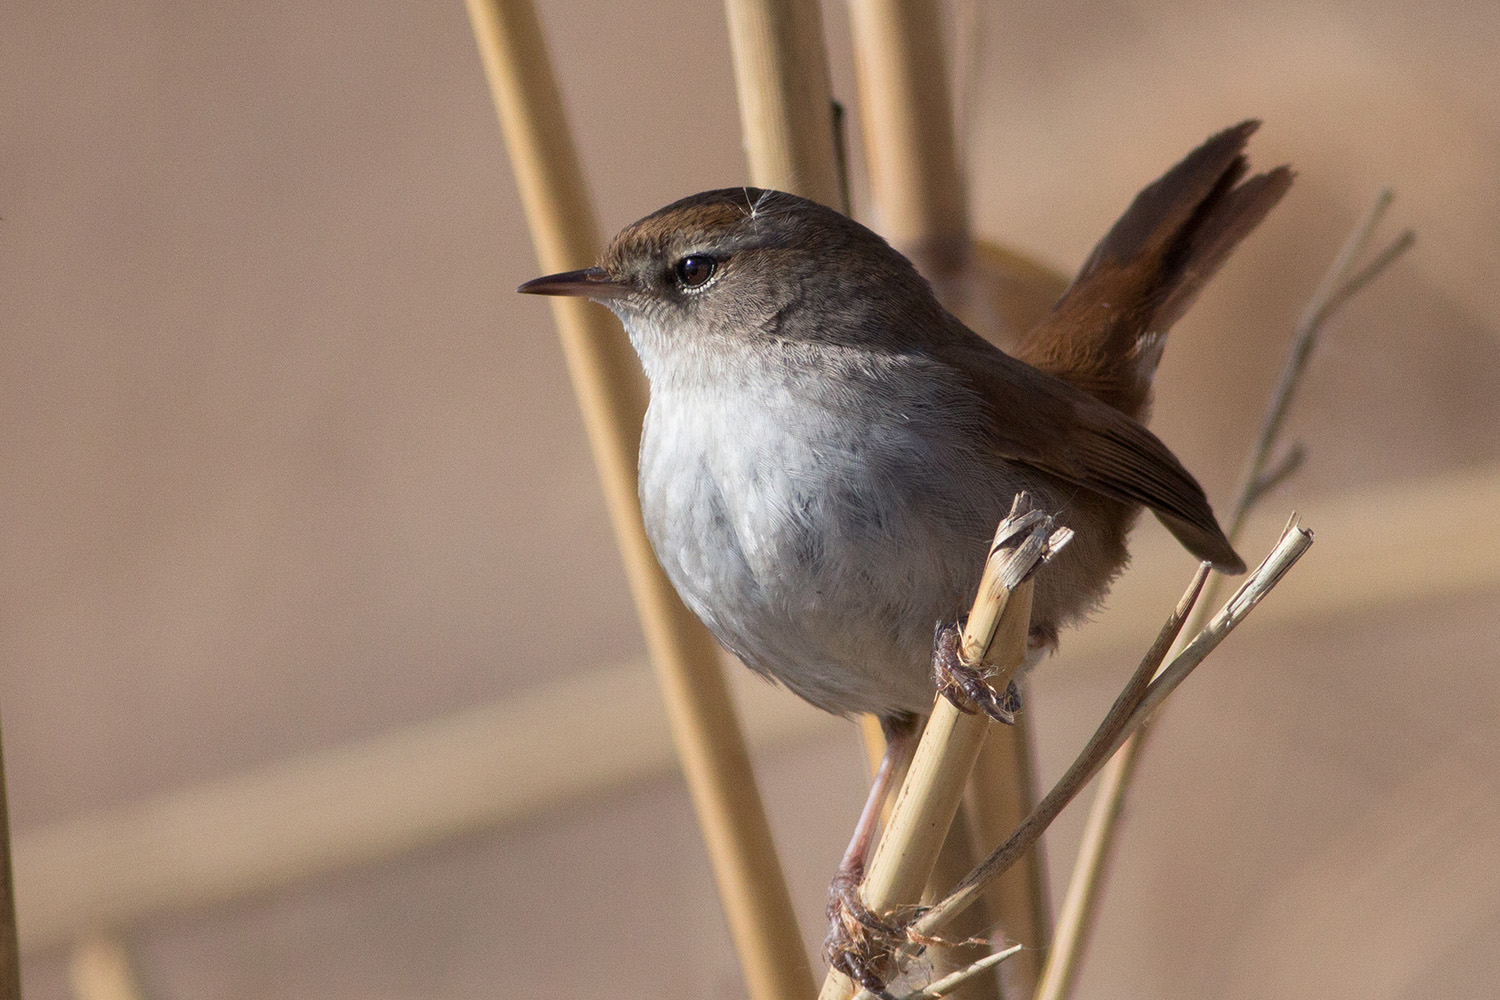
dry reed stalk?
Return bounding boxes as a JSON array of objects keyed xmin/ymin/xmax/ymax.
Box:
[
  {"xmin": 21, "ymin": 454, "xmax": 1496, "ymax": 955},
  {"xmin": 0, "ymin": 725, "xmax": 17, "ymax": 1000},
  {"xmin": 858, "ymin": 718, "xmax": 995, "ymax": 1000},
  {"xmin": 846, "ymin": 7, "xmax": 1047, "ymax": 995},
  {"xmin": 899, "ymin": 521, "xmax": 1313, "ymax": 953},
  {"xmin": 68, "ymin": 936, "xmax": 148, "ymax": 1000},
  {"xmin": 895, "ymin": 944, "xmax": 1025, "ymax": 1000},
  {"xmin": 1033, "ymin": 191, "xmax": 1413, "ymax": 1000},
  {"xmin": 463, "ymin": 3, "xmax": 813, "ymax": 998},
  {"xmin": 820, "ymin": 499, "xmax": 1073, "ymax": 1000},
  {"xmin": 724, "ymin": 0, "xmax": 844, "ymax": 208},
  {"xmin": 959, "ymin": 718, "xmax": 1047, "ymax": 994},
  {"xmin": 847, "ymin": 0, "xmax": 968, "ymax": 271},
  {"xmin": 923, "ymin": 823, "xmax": 1003, "ymax": 1000},
  {"xmin": 720, "ymin": 7, "xmax": 987, "ymax": 996}
]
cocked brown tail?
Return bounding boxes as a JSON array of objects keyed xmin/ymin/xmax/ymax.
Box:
[{"xmin": 1016, "ymin": 120, "xmax": 1294, "ymax": 422}]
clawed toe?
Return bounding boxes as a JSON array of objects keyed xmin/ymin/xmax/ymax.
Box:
[
  {"xmin": 825, "ymin": 873, "xmax": 905, "ymax": 998},
  {"xmin": 932, "ymin": 622, "xmax": 1020, "ymax": 724}
]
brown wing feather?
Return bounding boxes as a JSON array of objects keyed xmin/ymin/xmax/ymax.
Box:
[{"xmin": 938, "ymin": 337, "xmax": 1245, "ymax": 573}]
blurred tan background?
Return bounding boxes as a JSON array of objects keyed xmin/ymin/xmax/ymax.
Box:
[{"xmin": 3, "ymin": 1, "xmax": 1499, "ymax": 998}]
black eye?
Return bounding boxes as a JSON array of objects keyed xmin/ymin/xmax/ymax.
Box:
[{"xmin": 674, "ymin": 255, "xmax": 718, "ymax": 288}]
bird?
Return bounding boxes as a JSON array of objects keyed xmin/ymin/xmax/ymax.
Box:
[{"xmin": 521, "ymin": 119, "xmax": 1291, "ymax": 990}]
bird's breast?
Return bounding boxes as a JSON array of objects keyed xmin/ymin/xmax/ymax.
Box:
[{"xmin": 635, "ymin": 368, "xmax": 1009, "ymax": 715}]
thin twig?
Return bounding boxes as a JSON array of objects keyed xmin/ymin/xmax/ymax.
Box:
[
  {"xmin": 878, "ymin": 943, "xmax": 1025, "ymax": 1000},
  {"xmin": 1230, "ymin": 189, "xmax": 1414, "ymax": 536},
  {"xmin": 901, "ymin": 522, "xmax": 1312, "ymax": 947},
  {"xmin": 909, "ymin": 560, "xmax": 1212, "ymax": 934},
  {"xmin": 1035, "ymin": 189, "xmax": 1414, "ymax": 1000}
]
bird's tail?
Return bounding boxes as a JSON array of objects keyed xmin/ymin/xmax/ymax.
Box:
[{"xmin": 1014, "ymin": 120, "xmax": 1293, "ymax": 420}]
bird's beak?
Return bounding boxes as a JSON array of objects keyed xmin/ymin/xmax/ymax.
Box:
[{"xmin": 517, "ymin": 267, "xmax": 630, "ymax": 300}]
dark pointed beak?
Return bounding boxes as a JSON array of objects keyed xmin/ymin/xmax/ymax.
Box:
[{"xmin": 517, "ymin": 266, "xmax": 630, "ymax": 300}]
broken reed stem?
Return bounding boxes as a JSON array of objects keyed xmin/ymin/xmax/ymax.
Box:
[
  {"xmin": 904, "ymin": 522, "xmax": 1313, "ymax": 949},
  {"xmin": 1034, "ymin": 190, "xmax": 1414, "ymax": 1000},
  {"xmin": 820, "ymin": 499, "xmax": 1072, "ymax": 1000},
  {"xmin": 724, "ymin": 0, "xmax": 843, "ymax": 208},
  {"xmin": 463, "ymin": 4, "xmax": 814, "ymax": 999}
]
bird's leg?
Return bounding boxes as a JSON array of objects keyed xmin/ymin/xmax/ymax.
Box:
[
  {"xmin": 824, "ymin": 714, "xmax": 918, "ymax": 997},
  {"xmin": 932, "ymin": 621, "xmax": 1021, "ymax": 724}
]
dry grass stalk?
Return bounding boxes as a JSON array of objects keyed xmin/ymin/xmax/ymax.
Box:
[
  {"xmin": 724, "ymin": 0, "xmax": 843, "ymax": 208},
  {"xmin": 463, "ymin": 3, "xmax": 814, "ymax": 997},
  {"xmin": 847, "ymin": 0, "xmax": 968, "ymax": 270},
  {"xmin": 959, "ymin": 719, "xmax": 1048, "ymax": 994},
  {"xmin": 899, "ymin": 521, "xmax": 1313, "ymax": 955},
  {"xmin": 893, "ymin": 943, "xmax": 1025, "ymax": 1000},
  {"xmin": 68, "ymin": 935, "xmax": 148, "ymax": 1000},
  {"xmin": 820, "ymin": 499, "xmax": 1073, "ymax": 1000},
  {"xmin": 1033, "ymin": 189, "xmax": 1415, "ymax": 1000}
]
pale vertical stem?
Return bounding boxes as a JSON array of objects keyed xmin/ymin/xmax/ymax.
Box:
[
  {"xmin": 69, "ymin": 936, "xmax": 148, "ymax": 1000},
  {"xmin": 821, "ymin": 500, "xmax": 1060, "ymax": 1000},
  {"xmin": 463, "ymin": 4, "xmax": 814, "ymax": 999},
  {"xmin": 0, "ymin": 721, "xmax": 17, "ymax": 1000},
  {"xmin": 724, "ymin": 0, "xmax": 844, "ymax": 207},
  {"xmin": 847, "ymin": 0, "xmax": 969, "ymax": 273},
  {"xmin": 925, "ymin": 798, "xmax": 1003, "ymax": 1000},
  {"xmin": 1029, "ymin": 741, "xmax": 1132, "ymax": 1000},
  {"xmin": 963, "ymin": 714, "xmax": 1049, "ymax": 996},
  {"xmin": 847, "ymin": 10, "xmax": 1046, "ymax": 992},
  {"xmin": 860, "ymin": 689, "xmax": 1003, "ymax": 948},
  {"xmin": 868, "ymin": 720, "xmax": 1002, "ymax": 1000},
  {"xmin": 819, "ymin": 609, "xmax": 1025, "ymax": 1000}
]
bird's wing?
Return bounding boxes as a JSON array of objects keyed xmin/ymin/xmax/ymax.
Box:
[{"xmin": 938, "ymin": 336, "xmax": 1245, "ymax": 573}]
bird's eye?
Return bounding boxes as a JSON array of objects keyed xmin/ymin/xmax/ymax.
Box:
[{"xmin": 674, "ymin": 255, "xmax": 718, "ymax": 289}]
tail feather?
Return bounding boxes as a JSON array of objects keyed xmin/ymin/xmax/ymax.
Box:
[{"xmin": 1014, "ymin": 120, "xmax": 1292, "ymax": 420}]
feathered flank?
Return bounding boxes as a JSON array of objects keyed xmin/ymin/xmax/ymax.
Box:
[{"xmin": 1016, "ymin": 119, "xmax": 1293, "ymax": 420}]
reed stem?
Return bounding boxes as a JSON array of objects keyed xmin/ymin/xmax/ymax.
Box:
[
  {"xmin": 820, "ymin": 499, "xmax": 1072, "ymax": 1000},
  {"xmin": 464, "ymin": 4, "xmax": 813, "ymax": 997},
  {"xmin": 1033, "ymin": 190, "xmax": 1413, "ymax": 1000}
]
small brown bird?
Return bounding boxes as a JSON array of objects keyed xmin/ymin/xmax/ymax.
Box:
[
  {"xmin": 523, "ymin": 120, "xmax": 1288, "ymax": 715},
  {"xmin": 522, "ymin": 120, "xmax": 1290, "ymax": 987}
]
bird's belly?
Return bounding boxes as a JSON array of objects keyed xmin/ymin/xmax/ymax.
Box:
[{"xmin": 638, "ymin": 392, "xmax": 1004, "ymax": 717}]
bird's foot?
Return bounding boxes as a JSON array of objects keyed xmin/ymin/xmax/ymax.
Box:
[
  {"xmin": 932, "ymin": 621, "xmax": 1020, "ymax": 724},
  {"xmin": 824, "ymin": 867, "xmax": 909, "ymax": 999}
]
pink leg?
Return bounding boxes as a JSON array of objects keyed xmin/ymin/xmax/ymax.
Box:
[{"xmin": 825, "ymin": 715, "xmax": 918, "ymax": 996}]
